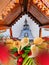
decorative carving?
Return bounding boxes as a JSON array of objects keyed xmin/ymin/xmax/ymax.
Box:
[
  {"xmin": 42, "ymin": 0, "xmax": 49, "ymax": 8},
  {"xmin": 32, "ymin": 0, "xmax": 49, "ymax": 16},
  {"xmin": 0, "ymin": 0, "xmax": 19, "ymax": 20}
]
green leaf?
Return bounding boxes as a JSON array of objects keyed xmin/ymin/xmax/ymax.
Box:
[
  {"xmin": 22, "ymin": 53, "xmax": 27, "ymax": 58},
  {"xmin": 23, "ymin": 46, "xmax": 30, "ymax": 50},
  {"xmin": 11, "ymin": 47, "xmax": 18, "ymax": 54},
  {"xmin": 25, "ymin": 50, "xmax": 30, "ymax": 54},
  {"xmin": 22, "ymin": 55, "xmax": 29, "ymax": 65}
]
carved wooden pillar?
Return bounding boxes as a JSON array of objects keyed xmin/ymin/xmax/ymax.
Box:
[
  {"xmin": 10, "ymin": 27, "xmax": 12, "ymax": 38},
  {"xmin": 39, "ymin": 28, "xmax": 42, "ymax": 37}
]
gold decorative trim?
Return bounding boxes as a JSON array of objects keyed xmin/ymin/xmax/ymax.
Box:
[{"xmin": 32, "ymin": 0, "xmax": 49, "ymax": 16}]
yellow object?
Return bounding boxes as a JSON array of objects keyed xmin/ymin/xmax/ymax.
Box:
[
  {"xmin": 34, "ymin": 37, "xmax": 44, "ymax": 45},
  {"xmin": 39, "ymin": 42, "xmax": 48, "ymax": 49},
  {"xmin": 13, "ymin": 40, "xmax": 21, "ymax": 53},
  {"xmin": 31, "ymin": 45, "xmax": 39, "ymax": 57},
  {"xmin": 6, "ymin": 43, "xmax": 14, "ymax": 49},
  {"xmin": 13, "ymin": 40, "xmax": 21, "ymax": 48},
  {"xmin": 6, "ymin": 39, "xmax": 21, "ymax": 50},
  {"xmin": 6, "ymin": 39, "xmax": 14, "ymax": 44},
  {"xmin": 6, "ymin": 39, "xmax": 15, "ymax": 49},
  {"xmin": 21, "ymin": 37, "xmax": 29, "ymax": 49}
]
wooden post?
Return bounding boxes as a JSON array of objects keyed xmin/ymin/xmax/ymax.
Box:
[
  {"xmin": 39, "ymin": 28, "xmax": 42, "ymax": 37},
  {"xmin": 10, "ymin": 27, "xmax": 12, "ymax": 38}
]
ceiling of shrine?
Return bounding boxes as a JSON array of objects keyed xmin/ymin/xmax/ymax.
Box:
[
  {"xmin": 0, "ymin": 0, "xmax": 23, "ymax": 26},
  {"xmin": 0, "ymin": 0, "xmax": 49, "ymax": 26}
]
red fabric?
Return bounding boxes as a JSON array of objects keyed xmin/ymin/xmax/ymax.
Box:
[
  {"xmin": 42, "ymin": 37, "xmax": 49, "ymax": 41},
  {"xmin": 36, "ymin": 50, "xmax": 49, "ymax": 65},
  {"xmin": 0, "ymin": 44, "xmax": 10, "ymax": 64}
]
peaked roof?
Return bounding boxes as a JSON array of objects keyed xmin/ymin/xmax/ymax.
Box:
[{"xmin": 0, "ymin": 0, "xmax": 49, "ymax": 27}]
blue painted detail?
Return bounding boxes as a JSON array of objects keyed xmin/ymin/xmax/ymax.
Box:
[{"xmin": 19, "ymin": 19, "xmax": 33, "ymax": 40}]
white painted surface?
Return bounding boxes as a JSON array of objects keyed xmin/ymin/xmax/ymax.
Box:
[
  {"xmin": 0, "ymin": 29, "xmax": 10, "ymax": 38},
  {"xmin": 42, "ymin": 28, "xmax": 49, "ymax": 37},
  {"xmin": 12, "ymin": 14, "xmax": 39, "ymax": 39}
]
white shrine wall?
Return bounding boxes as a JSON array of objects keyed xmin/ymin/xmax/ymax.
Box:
[
  {"xmin": 12, "ymin": 14, "xmax": 39, "ymax": 39},
  {"xmin": 1, "ymin": 14, "xmax": 49, "ymax": 38}
]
